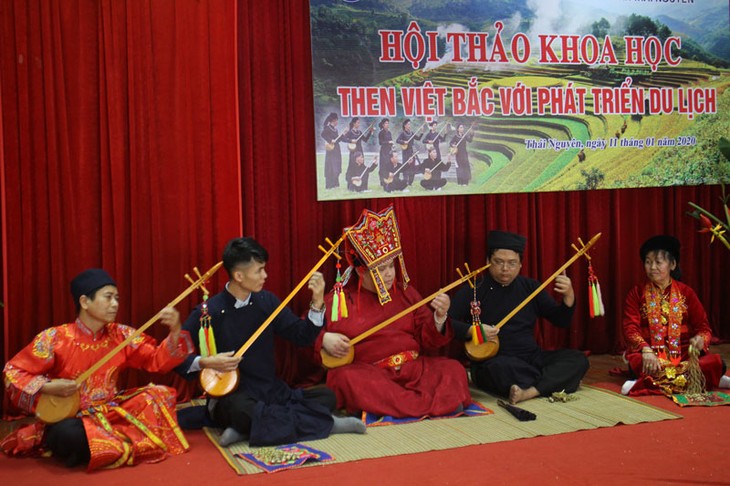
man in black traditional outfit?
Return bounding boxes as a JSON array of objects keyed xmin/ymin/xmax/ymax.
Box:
[
  {"xmin": 395, "ymin": 118, "xmax": 422, "ymax": 186},
  {"xmin": 381, "ymin": 150, "xmax": 409, "ymax": 193},
  {"xmin": 449, "ymin": 230, "xmax": 589, "ymax": 404},
  {"xmin": 321, "ymin": 112, "xmax": 343, "ymax": 189},
  {"xmin": 419, "ymin": 148, "xmax": 451, "ymax": 191},
  {"xmin": 176, "ymin": 237, "xmax": 364, "ymax": 446}
]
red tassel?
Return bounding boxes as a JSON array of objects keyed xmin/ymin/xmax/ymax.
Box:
[
  {"xmin": 588, "ymin": 282, "xmax": 596, "ymax": 318},
  {"xmin": 471, "ymin": 323, "xmax": 486, "ymax": 345},
  {"xmin": 587, "ymin": 262, "xmax": 604, "ymax": 318}
]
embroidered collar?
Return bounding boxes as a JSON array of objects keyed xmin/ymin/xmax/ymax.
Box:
[
  {"xmin": 642, "ymin": 281, "xmax": 685, "ymax": 362},
  {"xmin": 75, "ymin": 318, "xmax": 108, "ymax": 340}
]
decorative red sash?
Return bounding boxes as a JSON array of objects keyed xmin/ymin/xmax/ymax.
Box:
[{"xmin": 372, "ymin": 350, "xmax": 419, "ymax": 371}]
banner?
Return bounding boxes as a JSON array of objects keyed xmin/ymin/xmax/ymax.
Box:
[{"xmin": 310, "ymin": 0, "xmax": 730, "ymax": 201}]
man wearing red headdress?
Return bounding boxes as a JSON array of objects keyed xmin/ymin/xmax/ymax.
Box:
[{"xmin": 315, "ymin": 207, "xmax": 471, "ymax": 418}]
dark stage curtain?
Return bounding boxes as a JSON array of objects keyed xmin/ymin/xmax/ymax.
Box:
[
  {"xmin": 0, "ymin": 0, "xmax": 728, "ymax": 411},
  {"xmin": 0, "ymin": 0, "xmax": 241, "ymax": 411}
]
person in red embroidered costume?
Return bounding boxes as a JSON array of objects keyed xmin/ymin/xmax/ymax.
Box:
[
  {"xmin": 621, "ymin": 236, "xmax": 729, "ymax": 396},
  {"xmin": 314, "ymin": 206, "xmax": 471, "ymax": 418},
  {"xmin": 2, "ymin": 269, "xmax": 194, "ymax": 470}
]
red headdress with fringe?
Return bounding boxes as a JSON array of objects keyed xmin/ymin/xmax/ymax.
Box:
[{"xmin": 345, "ymin": 205, "xmax": 410, "ymax": 305}]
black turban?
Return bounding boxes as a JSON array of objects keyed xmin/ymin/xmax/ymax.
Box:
[
  {"xmin": 488, "ymin": 230, "xmax": 527, "ymax": 254},
  {"xmin": 70, "ymin": 268, "xmax": 116, "ymax": 304}
]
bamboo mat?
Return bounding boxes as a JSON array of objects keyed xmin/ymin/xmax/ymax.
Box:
[{"xmin": 202, "ymin": 385, "xmax": 681, "ymax": 475}]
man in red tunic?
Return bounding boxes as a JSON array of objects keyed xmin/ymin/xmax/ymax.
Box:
[
  {"xmin": 315, "ymin": 206, "xmax": 471, "ymax": 418},
  {"xmin": 2, "ymin": 269, "xmax": 194, "ymax": 470}
]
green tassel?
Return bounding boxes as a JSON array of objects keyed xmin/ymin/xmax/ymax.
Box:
[
  {"xmin": 199, "ymin": 326, "xmax": 210, "ymax": 357},
  {"xmin": 331, "ymin": 291, "xmax": 340, "ymax": 321}
]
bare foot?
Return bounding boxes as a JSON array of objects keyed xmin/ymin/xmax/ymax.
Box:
[
  {"xmin": 508, "ymin": 385, "xmax": 522, "ymax": 404},
  {"xmin": 509, "ymin": 385, "xmax": 539, "ymax": 404}
]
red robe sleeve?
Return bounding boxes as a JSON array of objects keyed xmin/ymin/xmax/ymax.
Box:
[
  {"xmin": 3, "ymin": 328, "xmax": 59, "ymax": 414},
  {"xmin": 409, "ymin": 288, "xmax": 453, "ymax": 351},
  {"xmin": 115, "ymin": 324, "xmax": 194, "ymax": 373},
  {"xmin": 3, "ymin": 323, "xmax": 193, "ymax": 414},
  {"xmin": 622, "ymin": 284, "xmax": 649, "ymax": 353},
  {"xmin": 679, "ymin": 281, "xmax": 712, "ymax": 352}
]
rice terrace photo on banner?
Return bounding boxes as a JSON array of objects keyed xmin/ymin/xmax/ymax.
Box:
[{"xmin": 309, "ymin": 0, "xmax": 730, "ymax": 201}]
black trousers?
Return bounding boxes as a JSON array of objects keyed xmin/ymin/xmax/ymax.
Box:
[
  {"xmin": 211, "ymin": 386, "xmax": 336, "ymax": 437},
  {"xmin": 472, "ymin": 349, "xmax": 589, "ymax": 397},
  {"xmin": 44, "ymin": 418, "xmax": 90, "ymax": 467}
]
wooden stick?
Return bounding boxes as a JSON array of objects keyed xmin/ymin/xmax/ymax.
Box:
[
  {"xmin": 493, "ymin": 233, "xmax": 601, "ymax": 330},
  {"xmin": 455, "ymin": 268, "xmax": 474, "ymax": 288},
  {"xmin": 75, "ymin": 261, "xmax": 223, "ymax": 384},
  {"xmin": 193, "ymin": 267, "xmax": 210, "ymax": 294},
  {"xmin": 349, "ymin": 262, "xmax": 490, "ymax": 346},
  {"xmin": 319, "ymin": 244, "xmax": 342, "ymax": 260},
  {"xmin": 185, "ymin": 274, "xmax": 209, "ymax": 294},
  {"xmin": 232, "ymin": 233, "xmax": 346, "ymax": 358},
  {"xmin": 571, "ymin": 243, "xmax": 592, "ymax": 260}
]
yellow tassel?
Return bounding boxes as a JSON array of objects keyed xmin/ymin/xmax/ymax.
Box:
[
  {"xmin": 339, "ymin": 289, "xmax": 348, "ymax": 318},
  {"xmin": 207, "ymin": 327, "xmax": 217, "ymax": 356}
]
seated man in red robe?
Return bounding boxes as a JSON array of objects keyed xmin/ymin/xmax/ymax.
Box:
[
  {"xmin": 2, "ymin": 269, "xmax": 194, "ymax": 470},
  {"xmin": 315, "ymin": 206, "xmax": 471, "ymax": 418}
]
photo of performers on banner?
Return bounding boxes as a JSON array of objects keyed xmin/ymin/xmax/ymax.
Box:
[{"xmin": 310, "ymin": 0, "xmax": 730, "ymax": 201}]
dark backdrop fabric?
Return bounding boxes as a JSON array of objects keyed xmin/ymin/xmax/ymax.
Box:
[
  {"xmin": 0, "ymin": 0, "xmax": 241, "ymax": 411},
  {"xmin": 1, "ymin": 1, "xmax": 728, "ymax": 411}
]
